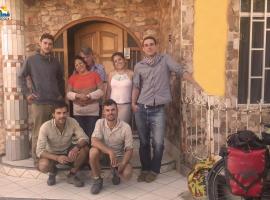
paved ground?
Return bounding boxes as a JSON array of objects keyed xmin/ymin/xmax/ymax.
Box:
[{"xmin": 0, "ymin": 169, "xmax": 189, "ymax": 200}]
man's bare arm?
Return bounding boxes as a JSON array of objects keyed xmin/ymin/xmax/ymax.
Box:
[{"xmin": 131, "ymin": 86, "xmax": 140, "ymax": 112}]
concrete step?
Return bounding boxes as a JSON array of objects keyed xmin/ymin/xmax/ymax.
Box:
[{"xmin": 0, "ymin": 137, "xmax": 176, "ymax": 179}]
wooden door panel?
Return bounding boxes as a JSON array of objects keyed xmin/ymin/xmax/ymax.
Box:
[
  {"xmin": 101, "ymin": 58, "xmax": 114, "ymax": 74},
  {"xmin": 75, "ymin": 32, "xmax": 97, "ymax": 55},
  {"xmin": 74, "ymin": 23, "xmax": 123, "ymax": 74},
  {"xmin": 100, "ymin": 32, "xmax": 118, "ymax": 53}
]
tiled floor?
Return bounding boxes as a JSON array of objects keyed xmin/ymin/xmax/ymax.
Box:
[{"xmin": 0, "ymin": 169, "xmax": 189, "ymax": 200}]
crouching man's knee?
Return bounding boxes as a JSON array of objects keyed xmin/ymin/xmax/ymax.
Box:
[
  {"xmin": 121, "ymin": 163, "xmax": 133, "ymax": 181},
  {"xmin": 89, "ymin": 147, "xmax": 101, "ymax": 162},
  {"xmin": 38, "ymin": 158, "xmax": 53, "ymax": 173}
]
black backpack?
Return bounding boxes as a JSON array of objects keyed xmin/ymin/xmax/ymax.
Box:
[{"xmin": 227, "ymin": 130, "xmax": 266, "ymax": 151}]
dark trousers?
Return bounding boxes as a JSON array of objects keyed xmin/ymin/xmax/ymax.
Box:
[{"xmin": 74, "ymin": 115, "xmax": 99, "ymax": 138}]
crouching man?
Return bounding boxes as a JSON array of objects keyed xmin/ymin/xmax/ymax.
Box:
[
  {"xmin": 36, "ymin": 101, "xmax": 89, "ymax": 187},
  {"xmin": 89, "ymin": 99, "xmax": 133, "ymax": 194}
]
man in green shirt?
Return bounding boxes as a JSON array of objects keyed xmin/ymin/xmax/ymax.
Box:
[{"xmin": 36, "ymin": 102, "xmax": 89, "ymax": 187}]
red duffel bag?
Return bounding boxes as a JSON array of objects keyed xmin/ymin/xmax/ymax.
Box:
[{"xmin": 225, "ymin": 146, "xmax": 268, "ymax": 197}]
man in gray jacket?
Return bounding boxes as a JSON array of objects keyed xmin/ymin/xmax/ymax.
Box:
[{"xmin": 18, "ymin": 33, "xmax": 65, "ymax": 164}]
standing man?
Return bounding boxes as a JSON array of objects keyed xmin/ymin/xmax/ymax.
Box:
[
  {"xmin": 89, "ymin": 99, "xmax": 133, "ymax": 194},
  {"xmin": 36, "ymin": 102, "xmax": 89, "ymax": 187},
  {"xmin": 132, "ymin": 36, "xmax": 203, "ymax": 182},
  {"xmin": 18, "ymin": 33, "xmax": 65, "ymax": 163},
  {"xmin": 79, "ymin": 47, "xmax": 107, "ymax": 117}
]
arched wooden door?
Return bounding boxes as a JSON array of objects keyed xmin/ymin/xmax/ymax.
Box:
[{"xmin": 74, "ymin": 23, "xmax": 123, "ymax": 74}]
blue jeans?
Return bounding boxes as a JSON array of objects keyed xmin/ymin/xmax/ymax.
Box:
[
  {"xmin": 134, "ymin": 104, "xmax": 165, "ymax": 173},
  {"xmin": 74, "ymin": 115, "xmax": 99, "ymax": 138}
]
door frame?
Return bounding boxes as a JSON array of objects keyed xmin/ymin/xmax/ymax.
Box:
[
  {"xmin": 54, "ymin": 16, "xmax": 141, "ymax": 48},
  {"xmin": 54, "ymin": 16, "xmax": 141, "ymax": 88}
]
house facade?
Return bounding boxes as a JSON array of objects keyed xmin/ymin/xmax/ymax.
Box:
[{"xmin": 0, "ymin": 0, "xmax": 267, "ymax": 171}]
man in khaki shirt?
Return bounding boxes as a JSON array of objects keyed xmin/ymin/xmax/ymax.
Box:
[
  {"xmin": 36, "ymin": 102, "xmax": 89, "ymax": 187},
  {"xmin": 89, "ymin": 99, "xmax": 133, "ymax": 194}
]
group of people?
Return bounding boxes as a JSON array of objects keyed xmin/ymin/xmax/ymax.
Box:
[{"xmin": 18, "ymin": 33, "xmax": 202, "ymax": 194}]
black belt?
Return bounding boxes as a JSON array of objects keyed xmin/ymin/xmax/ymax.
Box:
[{"xmin": 140, "ymin": 104, "xmax": 164, "ymax": 109}]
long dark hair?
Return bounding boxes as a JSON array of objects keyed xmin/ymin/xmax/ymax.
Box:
[{"xmin": 73, "ymin": 55, "xmax": 88, "ymax": 73}]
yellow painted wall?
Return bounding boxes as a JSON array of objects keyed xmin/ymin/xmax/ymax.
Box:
[{"xmin": 194, "ymin": 0, "xmax": 228, "ymax": 96}]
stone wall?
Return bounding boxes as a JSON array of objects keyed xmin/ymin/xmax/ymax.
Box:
[
  {"xmin": 24, "ymin": 0, "xmax": 160, "ymax": 55},
  {"xmin": 159, "ymin": 0, "xmax": 194, "ymax": 171},
  {"xmin": 225, "ymin": 0, "xmax": 240, "ymax": 101}
]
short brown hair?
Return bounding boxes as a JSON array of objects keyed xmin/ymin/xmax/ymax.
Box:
[
  {"xmin": 40, "ymin": 33, "xmax": 54, "ymax": 43},
  {"xmin": 111, "ymin": 52, "xmax": 125, "ymax": 61},
  {"xmin": 142, "ymin": 36, "xmax": 157, "ymax": 46},
  {"xmin": 52, "ymin": 101, "xmax": 69, "ymax": 113},
  {"xmin": 103, "ymin": 99, "xmax": 117, "ymax": 108},
  {"xmin": 80, "ymin": 47, "xmax": 93, "ymax": 55}
]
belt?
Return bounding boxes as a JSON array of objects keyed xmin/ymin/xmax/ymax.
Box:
[{"xmin": 141, "ymin": 104, "xmax": 164, "ymax": 109}]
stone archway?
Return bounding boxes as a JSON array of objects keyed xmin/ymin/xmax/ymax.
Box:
[{"xmin": 52, "ymin": 17, "xmax": 142, "ymax": 88}]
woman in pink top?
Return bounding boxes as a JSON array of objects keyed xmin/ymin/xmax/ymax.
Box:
[
  {"xmin": 106, "ymin": 52, "xmax": 133, "ymax": 124},
  {"xmin": 67, "ymin": 56, "xmax": 103, "ymax": 137}
]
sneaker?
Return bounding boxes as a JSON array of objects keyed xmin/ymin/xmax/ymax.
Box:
[
  {"xmin": 47, "ymin": 173, "xmax": 56, "ymax": 186},
  {"xmin": 145, "ymin": 171, "xmax": 157, "ymax": 183},
  {"xmin": 67, "ymin": 173, "xmax": 84, "ymax": 187},
  {"xmin": 137, "ymin": 171, "xmax": 149, "ymax": 182},
  {"xmin": 111, "ymin": 167, "xmax": 120, "ymax": 185},
  {"xmin": 91, "ymin": 177, "xmax": 103, "ymax": 194}
]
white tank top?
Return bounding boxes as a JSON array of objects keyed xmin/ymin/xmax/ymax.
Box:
[{"xmin": 110, "ymin": 73, "xmax": 132, "ymax": 104}]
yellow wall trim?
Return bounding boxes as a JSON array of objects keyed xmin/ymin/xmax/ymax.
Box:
[{"xmin": 194, "ymin": 0, "xmax": 228, "ymax": 96}]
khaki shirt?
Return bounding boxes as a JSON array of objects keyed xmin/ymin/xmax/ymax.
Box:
[
  {"xmin": 92, "ymin": 119, "xmax": 133, "ymax": 157},
  {"xmin": 36, "ymin": 117, "xmax": 89, "ymax": 158}
]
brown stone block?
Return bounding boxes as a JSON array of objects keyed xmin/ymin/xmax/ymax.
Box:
[
  {"xmin": 145, "ymin": 18, "xmax": 158, "ymax": 25},
  {"xmin": 225, "ymin": 70, "xmax": 238, "ymax": 98}
]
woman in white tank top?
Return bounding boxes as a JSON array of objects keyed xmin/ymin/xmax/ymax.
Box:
[{"xmin": 106, "ymin": 52, "xmax": 133, "ymax": 124}]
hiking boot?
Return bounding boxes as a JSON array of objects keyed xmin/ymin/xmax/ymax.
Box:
[
  {"xmin": 47, "ymin": 173, "xmax": 56, "ymax": 186},
  {"xmin": 111, "ymin": 167, "xmax": 120, "ymax": 185},
  {"xmin": 67, "ymin": 173, "xmax": 84, "ymax": 187},
  {"xmin": 137, "ymin": 171, "xmax": 149, "ymax": 182},
  {"xmin": 145, "ymin": 171, "xmax": 157, "ymax": 183},
  {"xmin": 91, "ymin": 177, "xmax": 103, "ymax": 194}
]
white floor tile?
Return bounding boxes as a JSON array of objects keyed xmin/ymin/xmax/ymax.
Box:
[
  {"xmin": 0, "ymin": 177, "xmax": 13, "ymax": 187},
  {"xmin": 2, "ymin": 188, "xmax": 41, "ymax": 199},
  {"xmin": 152, "ymin": 185, "xmax": 182, "ymax": 199},
  {"xmin": 0, "ymin": 170, "xmax": 189, "ymax": 200},
  {"xmin": 167, "ymin": 178, "xmax": 187, "ymax": 190},
  {"xmin": 26, "ymin": 181, "xmax": 56, "ymax": 194},
  {"xmin": 40, "ymin": 187, "xmax": 79, "ymax": 199},
  {"xmin": 15, "ymin": 177, "xmax": 44, "ymax": 188},
  {"xmin": 133, "ymin": 181, "xmax": 163, "ymax": 192},
  {"xmin": 98, "ymin": 193, "xmax": 131, "ymax": 200},
  {"xmin": 58, "ymin": 181, "xmax": 91, "ymax": 194},
  {"xmin": 162, "ymin": 170, "xmax": 183, "ymax": 178},
  {"xmin": 134, "ymin": 192, "xmax": 170, "ymax": 200},
  {"xmin": 0, "ymin": 182, "xmax": 25, "ymax": 195},
  {"xmin": 115, "ymin": 185, "xmax": 148, "ymax": 199},
  {"xmin": 155, "ymin": 173, "xmax": 179, "ymax": 184}
]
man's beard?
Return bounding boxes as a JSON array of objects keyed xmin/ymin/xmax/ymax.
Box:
[{"xmin": 107, "ymin": 115, "xmax": 116, "ymax": 121}]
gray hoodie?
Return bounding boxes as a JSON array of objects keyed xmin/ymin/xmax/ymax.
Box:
[{"xmin": 18, "ymin": 51, "xmax": 65, "ymax": 104}]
